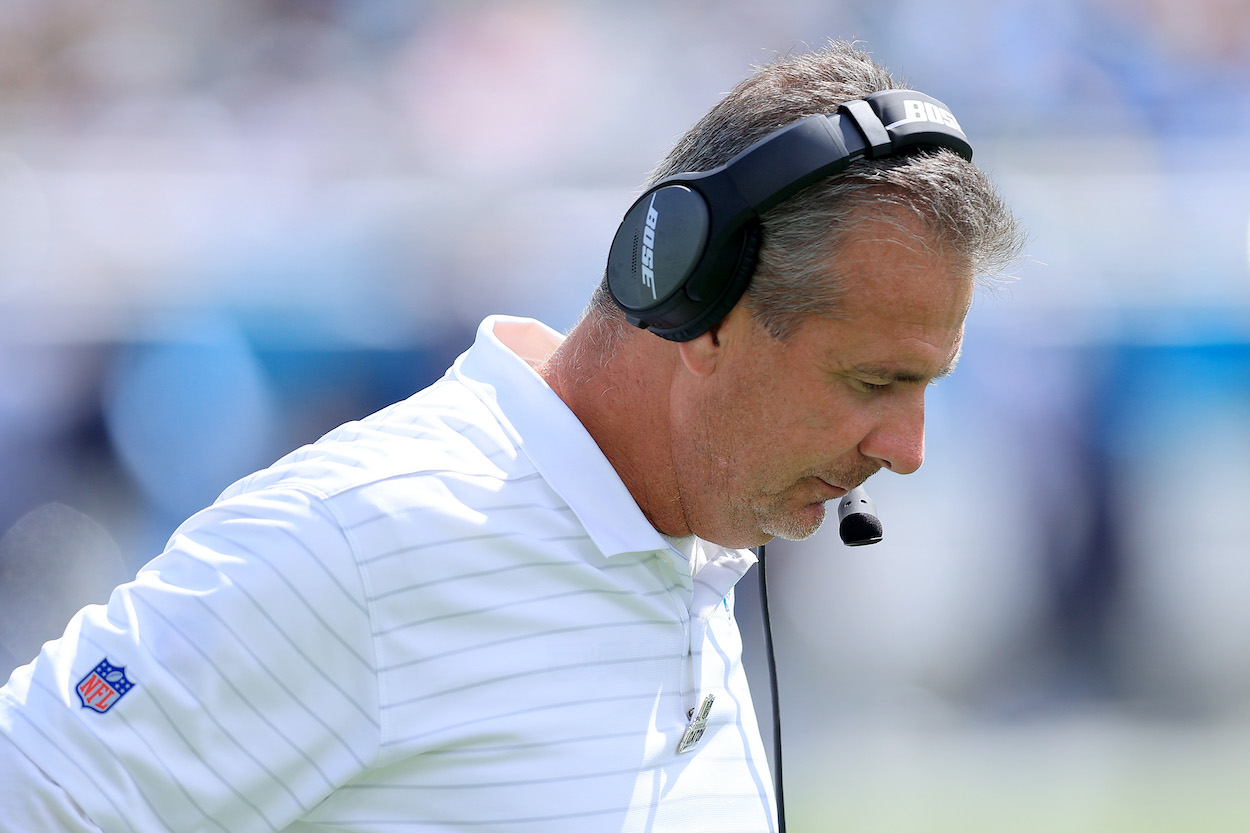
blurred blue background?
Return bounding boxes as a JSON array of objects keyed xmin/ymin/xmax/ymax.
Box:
[{"xmin": 1, "ymin": 1, "xmax": 1249, "ymax": 830}]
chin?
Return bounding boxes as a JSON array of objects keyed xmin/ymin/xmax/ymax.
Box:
[{"xmin": 761, "ymin": 502, "xmax": 826, "ymax": 542}]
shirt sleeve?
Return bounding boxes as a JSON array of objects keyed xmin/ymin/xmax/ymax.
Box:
[
  {"xmin": 0, "ymin": 732, "xmax": 103, "ymax": 833},
  {"xmin": 0, "ymin": 486, "xmax": 380, "ymax": 833}
]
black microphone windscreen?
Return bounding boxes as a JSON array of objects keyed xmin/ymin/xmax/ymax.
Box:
[{"xmin": 839, "ymin": 511, "xmax": 883, "ymax": 547}]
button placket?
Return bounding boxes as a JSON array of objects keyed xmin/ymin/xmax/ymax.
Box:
[{"xmin": 675, "ymin": 543, "xmax": 755, "ymax": 753}]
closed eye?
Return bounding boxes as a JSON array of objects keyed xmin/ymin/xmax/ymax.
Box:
[{"xmin": 849, "ymin": 378, "xmax": 893, "ymax": 393}]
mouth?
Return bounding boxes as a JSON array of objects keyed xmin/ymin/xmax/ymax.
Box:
[
  {"xmin": 814, "ymin": 467, "xmax": 880, "ymax": 500},
  {"xmin": 812, "ymin": 477, "xmax": 848, "ymax": 502}
]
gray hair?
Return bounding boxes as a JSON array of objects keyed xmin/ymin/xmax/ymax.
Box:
[{"xmin": 589, "ymin": 40, "xmax": 1024, "ymax": 340}]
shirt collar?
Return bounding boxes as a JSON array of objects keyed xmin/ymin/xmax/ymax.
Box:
[{"xmin": 452, "ymin": 315, "xmax": 670, "ymax": 559}]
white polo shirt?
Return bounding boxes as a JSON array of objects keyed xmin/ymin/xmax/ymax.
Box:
[{"xmin": 0, "ymin": 315, "xmax": 777, "ymax": 833}]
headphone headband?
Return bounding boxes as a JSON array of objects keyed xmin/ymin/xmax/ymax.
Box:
[{"xmin": 606, "ymin": 89, "xmax": 972, "ymax": 341}]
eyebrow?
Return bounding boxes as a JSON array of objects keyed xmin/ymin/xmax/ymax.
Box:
[{"xmin": 853, "ymin": 345, "xmax": 964, "ymax": 385}]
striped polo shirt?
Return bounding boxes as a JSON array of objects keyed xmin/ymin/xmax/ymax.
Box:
[{"xmin": 0, "ymin": 315, "xmax": 777, "ymax": 833}]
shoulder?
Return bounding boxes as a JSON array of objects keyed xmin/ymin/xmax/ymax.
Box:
[{"xmin": 223, "ymin": 375, "xmax": 530, "ymax": 505}]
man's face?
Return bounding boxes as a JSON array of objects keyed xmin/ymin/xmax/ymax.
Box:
[{"xmin": 668, "ymin": 207, "xmax": 974, "ymax": 548}]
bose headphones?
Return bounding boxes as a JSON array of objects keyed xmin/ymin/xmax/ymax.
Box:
[{"xmin": 606, "ymin": 89, "xmax": 974, "ymax": 342}]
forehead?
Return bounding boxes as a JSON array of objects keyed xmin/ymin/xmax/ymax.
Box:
[
  {"xmin": 828, "ymin": 204, "xmax": 972, "ymax": 315},
  {"xmin": 791, "ymin": 208, "xmax": 974, "ymax": 374}
]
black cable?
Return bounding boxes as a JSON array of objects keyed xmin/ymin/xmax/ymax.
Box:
[{"xmin": 756, "ymin": 544, "xmax": 785, "ymax": 833}]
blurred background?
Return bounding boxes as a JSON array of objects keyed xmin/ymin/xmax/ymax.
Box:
[{"xmin": 1, "ymin": 1, "xmax": 1249, "ymax": 830}]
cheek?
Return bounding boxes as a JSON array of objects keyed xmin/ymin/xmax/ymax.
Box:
[
  {"xmin": 768, "ymin": 376, "xmax": 853, "ymax": 431},
  {"xmin": 776, "ymin": 384, "xmax": 880, "ymax": 463}
]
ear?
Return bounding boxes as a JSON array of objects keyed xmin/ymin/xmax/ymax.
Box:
[
  {"xmin": 674, "ymin": 304, "xmax": 752, "ymax": 378},
  {"xmin": 675, "ymin": 328, "xmax": 720, "ymax": 378}
]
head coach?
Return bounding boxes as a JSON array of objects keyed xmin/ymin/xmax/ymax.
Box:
[{"xmin": 0, "ymin": 40, "xmax": 1022, "ymax": 833}]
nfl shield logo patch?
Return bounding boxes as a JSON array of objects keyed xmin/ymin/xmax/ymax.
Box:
[{"xmin": 76, "ymin": 659, "xmax": 135, "ymax": 713}]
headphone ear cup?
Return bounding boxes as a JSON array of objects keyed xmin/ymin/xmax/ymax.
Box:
[
  {"xmin": 732, "ymin": 220, "xmax": 763, "ymax": 294},
  {"xmin": 606, "ymin": 183, "xmax": 712, "ymax": 329},
  {"xmin": 675, "ymin": 219, "xmax": 762, "ymax": 341}
]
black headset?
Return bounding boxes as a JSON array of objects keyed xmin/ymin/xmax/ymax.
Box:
[{"xmin": 606, "ymin": 89, "xmax": 974, "ymax": 342}]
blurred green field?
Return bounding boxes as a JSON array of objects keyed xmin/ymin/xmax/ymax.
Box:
[{"xmin": 788, "ymin": 712, "xmax": 1250, "ymax": 833}]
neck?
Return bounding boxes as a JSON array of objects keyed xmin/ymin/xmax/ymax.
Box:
[{"xmin": 539, "ymin": 315, "xmax": 689, "ymax": 537}]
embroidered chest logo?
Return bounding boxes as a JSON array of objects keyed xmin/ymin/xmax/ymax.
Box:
[{"xmin": 76, "ymin": 658, "xmax": 135, "ymax": 713}]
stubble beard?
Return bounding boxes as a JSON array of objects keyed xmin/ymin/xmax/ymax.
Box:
[
  {"xmin": 755, "ymin": 462, "xmax": 882, "ymax": 542},
  {"xmin": 756, "ymin": 492, "xmax": 827, "ymax": 542}
]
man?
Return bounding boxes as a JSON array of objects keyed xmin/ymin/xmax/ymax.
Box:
[{"xmin": 0, "ymin": 41, "xmax": 1021, "ymax": 832}]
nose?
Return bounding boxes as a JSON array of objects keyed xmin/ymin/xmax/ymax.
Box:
[{"xmin": 858, "ymin": 389, "xmax": 926, "ymax": 475}]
